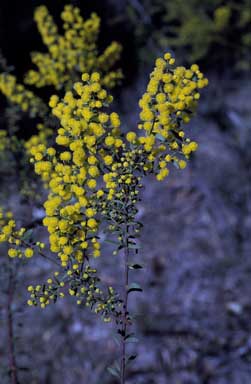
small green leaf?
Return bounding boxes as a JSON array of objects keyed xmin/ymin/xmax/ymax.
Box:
[
  {"xmin": 112, "ymin": 334, "xmax": 121, "ymax": 347},
  {"xmin": 22, "ymin": 229, "xmax": 33, "ymax": 241},
  {"xmin": 114, "ymin": 360, "xmax": 121, "ymax": 372},
  {"xmin": 129, "ymin": 263, "xmax": 143, "ymax": 270},
  {"xmin": 128, "ymin": 283, "xmax": 143, "ymax": 293},
  {"xmin": 156, "ymin": 133, "xmax": 166, "ymax": 142},
  {"xmin": 107, "ymin": 366, "xmax": 120, "ymax": 378},
  {"xmin": 172, "ymin": 160, "xmax": 180, "ymax": 169},
  {"xmin": 127, "ymin": 354, "xmax": 137, "ymax": 362}
]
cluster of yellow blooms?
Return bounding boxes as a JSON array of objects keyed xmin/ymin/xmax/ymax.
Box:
[
  {"xmin": 0, "ymin": 4, "xmax": 123, "ymax": 171},
  {"xmin": 0, "ymin": 208, "xmax": 44, "ymax": 258},
  {"xmin": 24, "ymin": 5, "xmax": 122, "ymax": 91},
  {"xmin": 27, "ymin": 265, "xmax": 118, "ymax": 319},
  {"xmin": 28, "ymin": 52, "xmax": 207, "ymax": 274},
  {"xmin": 0, "ymin": 73, "xmax": 47, "ymax": 117},
  {"xmin": 0, "ymin": 1, "xmax": 208, "ymax": 327},
  {"xmin": 29, "ymin": 72, "xmax": 124, "ymax": 269},
  {"xmin": 0, "ymin": 44, "xmax": 207, "ymax": 316},
  {"xmin": 25, "ymin": 123, "xmax": 53, "ymax": 158},
  {"xmin": 136, "ymin": 53, "xmax": 208, "ymax": 180}
]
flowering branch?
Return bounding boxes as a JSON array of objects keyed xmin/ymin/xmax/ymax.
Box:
[{"xmin": 0, "ymin": 5, "xmax": 208, "ymax": 381}]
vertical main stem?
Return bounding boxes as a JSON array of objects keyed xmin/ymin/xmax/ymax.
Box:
[
  {"xmin": 7, "ymin": 263, "xmax": 18, "ymax": 384},
  {"xmin": 120, "ymin": 225, "xmax": 129, "ymax": 384}
]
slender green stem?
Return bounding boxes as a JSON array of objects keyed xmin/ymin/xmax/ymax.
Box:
[
  {"xmin": 7, "ymin": 262, "xmax": 18, "ymax": 384},
  {"xmin": 120, "ymin": 225, "xmax": 129, "ymax": 384}
]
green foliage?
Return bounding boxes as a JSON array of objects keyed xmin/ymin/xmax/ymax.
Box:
[{"xmin": 125, "ymin": 0, "xmax": 251, "ymax": 69}]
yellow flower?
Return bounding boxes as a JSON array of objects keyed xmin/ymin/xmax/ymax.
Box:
[
  {"xmin": 179, "ymin": 160, "xmax": 187, "ymax": 169},
  {"xmin": 60, "ymin": 151, "xmax": 71, "ymax": 161},
  {"xmin": 104, "ymin": 155, "xmax": 113, "ymax": 166},
  {"xmin": 8, "ymin": 248, "xmax": 18, "ymax": 258},
  {"xmin": 86, "ymin": 208, "xmax": 96, "ymax": 218},
  {"xmin": 25, "ymin": 248, "xmax": 34, "ymax": 258},
  {"xmin": 23, "ymin": 5, "xmax": 122, "ymax": 91},
  {"xmin": 105, "ymin": 136, "xmax": 115, "ymax": 146},
  {"xmin": 88, "ymin": 166, "xmax": 99, "ymax": 178},
  {"xmin": 87, "ymin": 179, "xmax": 97, "ymax": 189},
  {"xmin": 87, "ymin": 218, "xmax": 98, "ymax": 229},
  {"xmin": 49, "ymin": 95, "xmax": 59, "ymax": 108},
  {"xmin": 126, "ymin": 132, "xmax": 137, "ymax": 143}
]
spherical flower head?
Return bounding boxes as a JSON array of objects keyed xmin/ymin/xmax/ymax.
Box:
[
  {"xmin": 191, "ymin": 64, "xmax": 199, "ymax": 72},
  {"xmin": 25, "ymin": 248, "xmax": 34, "ymax": 258},
  {"xmin": 87, "ymin": 218, "xmax": 97, "ymax": 229},
  {"xmin": 164, "ymin": 52, "xmax": 172, "ymax": 61},
  {"xmin": 126, "ymin": 131, "xmax": 137, "ymax": 143},
  {"xmin": 189, "ymin": 141, "xmax": 198, "ymax": 151},
  {"xmin": 179, "ymin": 160, "xmax": 187, "ymax": 169},
  {"xmin": 49, "ymin": 95, "xmax": 59, "ymax": 108},
  {"xmin": 88, "ymin": 166, "xmax": 99, "ymax": 178},
  {"xmin": 105, "ymin": 136, "xmax": 115, "ymax": 146},
  {"xmin": 98, "ymin": 113, "xmax": 109, "ymax": 124},
  {"xmin": 114, "ymin": 139, "xmax": 123, "ymax": 148},
  {"xmin": 87, "ymin": 179, "xmax": 97, "ymax": 189},
  {"xmin": 97, "ymin": 190, "xmax": 104, "ymax": 198},
  {"xmin": 104, "ymin": 155, "xmax": 113, "ymax": 166},
  {"xmin": 86, "ymin": 208, "xmax": 95, "ymax": 218},
  {"xmin": 60, "ymin": 151, "xmax": 72, "ymax": 161},
  {"xmin": 93, "ymin": 249, "xmax": 100, "ymax": 258},
  {"xmin": 8, "ymin": 248, "xmax": 18, "ymax": 258},
  {"xmin": 56, "ymin": 135, "xmax": 70, "ymax": 146},
  {"xmin": 82, "ymin": 73, "xmax": 90, "ymax": 82},
  {"xmin": 88, "ymin": 156, "xmax": 97, "ymax": 165},
  {"xmin": 91, "ymin": 72, "xmax": 100, "ymax": 82}
]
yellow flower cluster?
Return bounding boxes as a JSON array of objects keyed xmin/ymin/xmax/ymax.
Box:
[
  {"xmin": 29, "ymin": 53, "xmax": 208, "ymax": 272},
  {"xmin": 27, "ymin": 265, "xmax": 118, "ymax": 322},
  {"xmin": 24, "ymin": 5, "xmax": 123, "ymax": 90},
  {"xmin": 0, "ymin": 73, "xmax": 47, "ymax": 117},
  {"xmin": 25, "ymin": 123, "xmax": 53, "ymax": 159},
  {"xmin": 27, "ymin": 271, "xmax": 66, "ymax": 308},
  {"xmin": 0, "ymin": 5, "xmax": 123, "ymax": 180},
  {"xmin": 30, "ymin": 72, "xmax": 124, "ymax": 268},
  {"xmin": 0, "ymin": 208, "xmax": 44, "ymax": 258},
  {"xmin": 135, "ymin": 53, "xmax": 208, "ymax": 180},
  {"xmin": 26, "ymin": 52, "xmax": 207, "ymax": 314}
]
